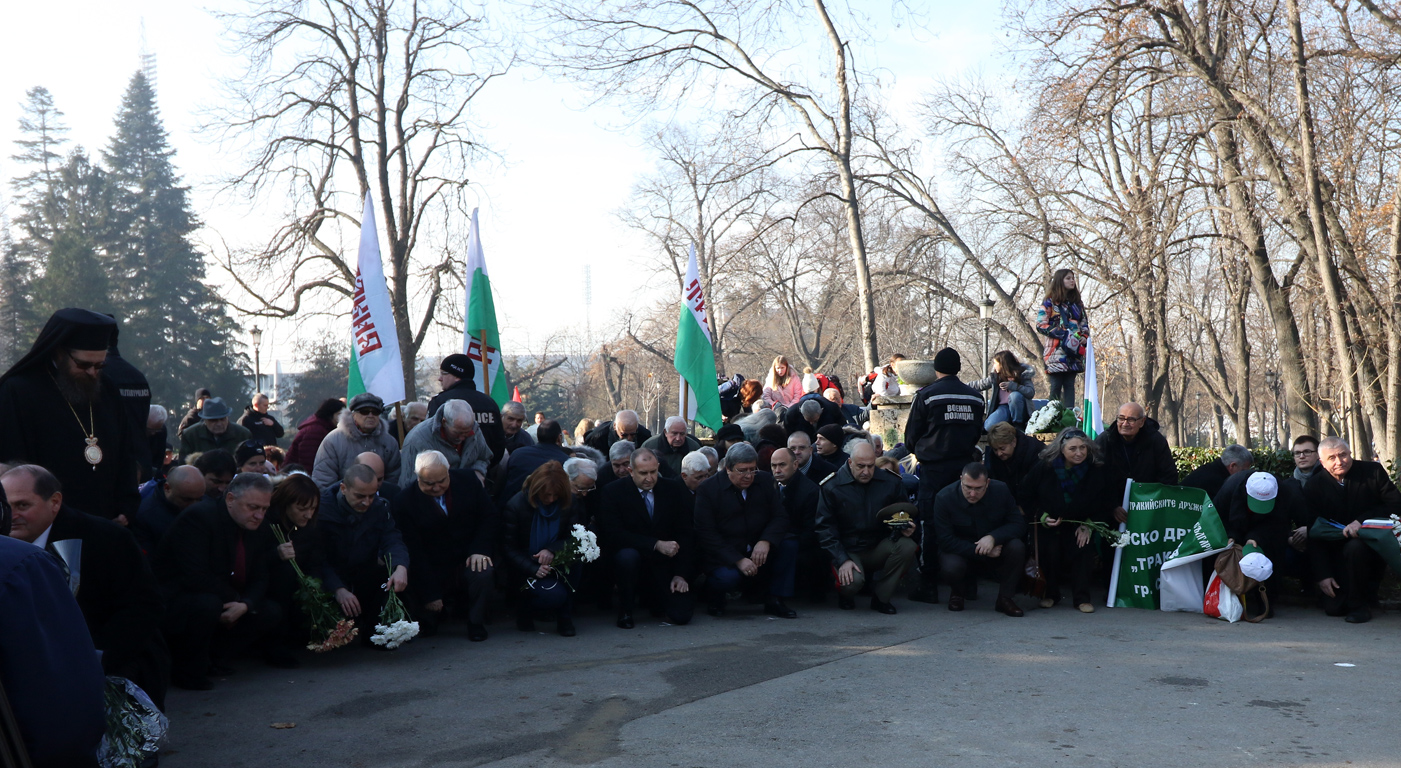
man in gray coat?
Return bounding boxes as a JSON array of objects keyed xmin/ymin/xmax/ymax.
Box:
[
  {"xmin": 311, "ymin": 393, "xmax": 402, "ymax": 489},
  {"xmin": 398, "ymin": 398, "xmax": 492, "ymax": 486}
]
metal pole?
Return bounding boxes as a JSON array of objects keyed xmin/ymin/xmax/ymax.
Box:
[{"xmin": 254, "ymin": 347, "xmax": 261, "ymax": 395}]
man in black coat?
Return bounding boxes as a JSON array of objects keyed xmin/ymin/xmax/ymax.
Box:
[
  {"xmin": 0, "ymin": 309, "xmax": 142, "ymax": 524},
  {"xmin": 102, "ymin": 328, "xmax": 152, "ymax": 481},
  {"xmin": 984, "ymin": 423, "xmax": 1043, "ymax": 491},
  {"xmin": 693, "ymin": 442, "xmax": 798, "ymax": 618},
  {"xmin": 585, "ymin": 409, "xmax": 653, "ymax": 454},
  {"xmin": 1304, "ymin": 437, "xmax": 1401, "ymax": 623},
  {"xmin": 3, "ymin": 464, "xmax": 170, "ymax": 708},
  {"xmin": 239, "ymin": 393, "xmax": 286, "ymax": 447},
  {"xmin": 318, "ymin": 463, "xmax": 411, "ymax": 640},
  {"xmin": 131, "ymin": 465, "xmax": 207, "ymax": 555},
  {"xmin": 1182, "ymin": 444, "xmax": 1253, "ymax": 501},
  {"xmin": 787, "ymin": 431, "xmax": 837, "ymax": 485},
  {"xmin": 153, "ymin": 472, "xmax": 286, "ymax": 690},
  {"xmin": 770, "ymin": 447, "xmax": 826, "ymax": 602},
  {"xmin": 640, "ymin": 416, "xmax": 701, "ymax": 478},
  {"xmin": 903, "ymin": 348, "xmax": 985, "ymax": 509},
  {"xmin": 393, "ymin": 450, "xmax": 495, "ymax": 641},
  {"xmin": 782, "ymin": 391, "xmax": 845, "ymax": 443},
  {"xmin": 1096, "ymin": 402, "xmax": 1178, "ymax": 522},
  {"xmin": 930, "ymin": 463, "xmax": 1027, "ymax": 616},
  {"xmin": 499, "ymin": 420, "xmax": 571, "ymax": 502},
  {"xmin": 814, "ymin": 442, "xmax": 914, "ymax": 613},
  {"xmin": 428, "ymin": 354, "xmax": 505, "ymax": 467},
  {"xmin": 599, "ymin": 448, "xmax": 696, "ymax": 628}
]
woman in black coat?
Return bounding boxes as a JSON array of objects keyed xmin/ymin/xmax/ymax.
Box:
[
  {"xmin": 501, "ymin": 461, "xmax": 580, "ymax": 636},
  {"xmin": 264, "ymin": 472, "xmax": 328, "ymax": 649},
  {"xmin": 1017, "ymin": 428, "xmax": 1116, "ymax": 613}
]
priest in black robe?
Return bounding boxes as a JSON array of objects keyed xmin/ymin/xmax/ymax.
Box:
[{"xmin": 0, "ymin": 308, "xmax": 141, "ymax": 523}]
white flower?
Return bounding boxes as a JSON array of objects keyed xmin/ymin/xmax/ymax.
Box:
[
  {"xmin": 1027, "ymin": 400, "xmax": 1063, "ymax": 434},
  {"xmin": 1110, "ymin": 532, "xmax": 1131, "ymax": 549},
  {"xmin": 370, "ymin": 619, "xmax": 420, "ymax": 650}
]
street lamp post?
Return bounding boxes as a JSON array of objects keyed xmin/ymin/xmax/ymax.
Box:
[
  {"xmin": 979, "ymin": 297, "xmax": 995, "ymax": 376},
  {"xmin": 250, "ymin": 326, "xmax": 263, "ymax": 395},
  {"xmin": 1194, "ymin": 392, "xmax": 1202, "ymax": 448}
]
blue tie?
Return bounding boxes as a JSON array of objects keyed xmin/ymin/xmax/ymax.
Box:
[{"xmin": 643, "ymin": 490, "xmax": 654, "ymax": 519}]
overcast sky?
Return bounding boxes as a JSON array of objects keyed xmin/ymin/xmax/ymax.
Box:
[{"xmin": 0, "ymin": 1, "xmax": 1003, "ymax": 372}]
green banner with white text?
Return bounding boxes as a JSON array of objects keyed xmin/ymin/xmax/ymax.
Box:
[{"xmin": 1110, "ymin": 482, "xmax": 1228, "ymax": 609}]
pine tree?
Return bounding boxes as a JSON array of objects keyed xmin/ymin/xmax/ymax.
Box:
[
  {"xmin": 102, "ymin": 71, "xmax": 246, "ymax": 409},
  {"xmin": 33, "ymin": 229, "xmax": 111, "ymax": 317},
  {"xmin": 4, "ymin": 86, "xmax": 71, "ymax": 354}
]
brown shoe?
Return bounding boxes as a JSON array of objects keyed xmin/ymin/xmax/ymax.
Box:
[
  {"xmin": 947, "ymin": 595, "xmax": 965, "ymax": 612},
  {"xmin": 995, "ymin": 596, "xmax": 1024, "ymax": 617},
  {"xmin": 1077, "ymin": 603, "xmax": 1095, "ymax": 614}
]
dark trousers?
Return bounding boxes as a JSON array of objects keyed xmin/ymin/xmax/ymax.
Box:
[
  {"xmin": 796, "ymin": 535, "xmax": 832, "ymax": 598},
  {"xmin": 520, "ymin": 569, "xmax": 574, "ymax": 617},
  {"xmin": 1039, "ymin": 525, "xmax": 1095, "ymax": 605},
  {"xmin": 1046, "ymin": 372, "xmax": 1078, "ymax": 405},
  {"xmin": 414, "ymin": 565, "xmax": 495, "ymax": 629},
  {"xmin": 342, "ymin": 561, "xmax": 394, "ymax": 638},
  {"xmin": 1315, "ymin": 538, "xmax": 1385, "ymax": 614},
  {"xmin": 614, "ymin": 548, "xmax": 695, "ymax": 624},
  {"xmin": 162, "ymin": 592, "xmax": 282, "ymax": 680},
  {"xmin": 105, "ymin": 637, "xmax": 171, "ymax": 712},
  {"xmin": 709, "ymin": 537, "xmax": 799, "ymax": 603},
  {"xmin": 916, "ymin": 460, "xmax": 965, "ymax": 583},
  {"xmin": 939, "ymin": 538, "xmax": 1026, "ymax": 601}
]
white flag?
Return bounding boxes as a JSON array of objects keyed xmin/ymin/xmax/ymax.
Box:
[
  {"xmin": 1082, "ymin": 338, "xmax": 1101, "ymax": 439},
  {"xmin": 348, "ymin": 190, "xmax": 406, "ymax": 404}
]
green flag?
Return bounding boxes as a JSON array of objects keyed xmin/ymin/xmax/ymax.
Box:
[
  {"xmin": 1109, "ymin": 481, "xmax": 1228, "ymax": 609},
  {"xmin": 674, "ymin": 244, "xmax": 722, "ymax": 430},
  {"xmin": 462, "ymin": 208, "xmax": 508, "ymax": 406}
]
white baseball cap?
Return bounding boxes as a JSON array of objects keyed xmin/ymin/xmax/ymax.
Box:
[{"xmin": 1246, "ymin": 472, "xmax": 1278, "ymax": 514}]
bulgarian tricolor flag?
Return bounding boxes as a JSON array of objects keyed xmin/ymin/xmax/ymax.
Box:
[
  {"xmin": 674, "ymin": 244, "xmax": 722, "ymax": 430},
  {"xmin": 1081, "ymin": 337, "xmax": 1102, "ymax": 438},
  {"xmin": 348, "ymin": 191, "xmax": 405, "ymax": 404},
  {"xmin": 462, "ymin": 208, "xmax": 509, "ymax": 406}
]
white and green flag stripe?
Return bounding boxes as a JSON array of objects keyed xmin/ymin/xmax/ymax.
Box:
[
  {"xmin": 674, "ymin": 244, "xmax": 722, "ymax": 431},
  {"xmin": 1081, "ymin": 337, "xmax": 1102, "ymax": 439},
  {"xmin": 462, "ymin": 208, "xmax": 508, "ymax": 406},
  {"xmin": 347, "ymin": 190, "xmax": 405, "ymax": 404}
]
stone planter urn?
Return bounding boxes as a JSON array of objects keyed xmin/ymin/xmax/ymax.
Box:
[{"xmin": 891, "ymin": 359, "xmax": 939, "ymax": 395}]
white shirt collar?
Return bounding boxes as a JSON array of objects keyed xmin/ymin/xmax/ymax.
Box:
[{"xmin": 33, "ymin": 524, "xmax": 53, "ymax": 551}]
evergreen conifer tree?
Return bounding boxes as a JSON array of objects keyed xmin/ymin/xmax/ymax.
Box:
[{"xmin": 102, "ymin": 71, "xmax": 246, "ymax": 409}]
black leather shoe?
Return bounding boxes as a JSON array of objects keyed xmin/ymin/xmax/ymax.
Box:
[
  {"xmin": 947, "ymin": 595, "xmax": 965, "ymax": 612},
  {"xmin": 516, "ymin": 614, "xmax": 536, "ymax": 632},
  {"xmin": 995, "ymin": 596, "xmax": 1024, "ymax": 617},
  {"xmin": 468, "ymin": 623, "xmax": 488, "ymax": 642},
  {"xmin": 616, "ymin": 612, "xmax": 635, "ymax": 629},
  {"xmin": 907, "ymin": 586, "xmax": 939, "ymax": 605},
  {"xmin": 838, "ymin": 595, "xmax": 856, "ymax": 610},
  {"xmin": 765, "ymin": 599, "xmax": 797, "ymax": 619},
  {"xmin": 870, "ymin": 599, "xmax": 897, "ymax": 615},
  {"xmin": 557, "ymin": 618, "xmax": 577, "ymax": 637},
  {"xmin": 1345, "ymin": 608, "xmax": 1372, "ymax": 624}
]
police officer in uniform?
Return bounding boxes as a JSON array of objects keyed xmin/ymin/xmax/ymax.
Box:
[{"xmin": 902, "ymin": 347, "xmax": 984, "ymax": 603}]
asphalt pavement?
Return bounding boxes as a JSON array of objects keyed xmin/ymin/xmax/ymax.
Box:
[{"xmin": 160, "ymin": 597, "xmax": 1400, "ymax": 768}]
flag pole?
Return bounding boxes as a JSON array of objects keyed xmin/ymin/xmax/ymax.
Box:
[
  {"xmin": 682, "ymin": 378, "xmax": 691, "ymax": 429},
  {"xmin": 479, "ymin": 329, "xmax": 491, "ymax": 398},
  {"xmin": 394, "ymin": 402, "xmax": 406, "ymax": 448}
]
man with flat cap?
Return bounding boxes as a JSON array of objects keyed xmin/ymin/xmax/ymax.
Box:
[
  {"xmin": 903, "ymin": 347, "xmax": 985, "ymax": 603},
  {"xmin": 0, "ymin": 308, "xmax": 141, "ymax": 523},
  {"xmin": 428, "ymin": 353, "xmax": 505, "ymax": 466}
]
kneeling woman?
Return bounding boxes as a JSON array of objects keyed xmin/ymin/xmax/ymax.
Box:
[
  {"xmin": 1017, "ymin": 428, "xmax": 1115, "ymax": 613},
  {"xmin": 502, "ymin": 461, "xmax": 580, "ymax": 636}
]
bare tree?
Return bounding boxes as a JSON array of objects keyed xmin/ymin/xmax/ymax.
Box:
[
  {"xmin": 539, "ymin": 0, "xmax": 882, "ymax": 369},
  {"xmin": 209, "ymin": 0, "xmax": 511, "ymax": 397}
]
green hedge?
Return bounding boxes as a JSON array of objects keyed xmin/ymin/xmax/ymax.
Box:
[{"xmin": 1172, "ymin": 447, "xmax": 1295, "ymax": 483}]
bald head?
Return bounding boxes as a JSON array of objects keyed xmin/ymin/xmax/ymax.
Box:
[
  {"xmin": 614, "ymin": 410, "xmax": 640, "ymax": 441},
  {"xmin": 1116, "ymin": 402, "xmax": 1147, "ymax": 440},
  {"xmin": 769, "ymin": 448, "xmax": 798, "ymax": 484},
  {"xmin": 848, "ymin": 441, "xmax": 878, "ymax": 483},
  {"xmin": 355, "ymin": 451, "xmax": 386, "ymax": 483},
  {"xmin": 164, "ymin": 465, "xmax": 207, "ymax": 511}
]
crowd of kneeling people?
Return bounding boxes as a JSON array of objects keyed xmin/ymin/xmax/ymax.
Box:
[{"xmin": 6, "ymin": 353, "xmax": 1396, "ymax": 719}]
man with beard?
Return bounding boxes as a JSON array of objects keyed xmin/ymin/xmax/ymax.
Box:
[{"xmin": 0, "ymin": 309, "xmax": 141, "ymax": 524}]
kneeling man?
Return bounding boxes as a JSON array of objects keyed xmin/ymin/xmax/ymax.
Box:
[
  {"xmin": 814, "ymin": 442, "xmax": 914, "ymax": 613},
  {"xmin": 931, "ymin": 463, "xmax": 1027, "ymax": 616}
]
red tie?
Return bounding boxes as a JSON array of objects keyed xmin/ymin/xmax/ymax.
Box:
[{"xmin": 232, "ymin": 534, "xmax": 247, "ymax": 590}]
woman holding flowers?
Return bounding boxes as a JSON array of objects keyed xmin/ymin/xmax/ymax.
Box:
[
  {"xmin": 1017, "ymin": 428, "xmax": 1116, "ymax": 613},
  {"xmin": 502, "ymin": 461, "xmax": 580, "ymax": 637},
  {"xmin": 266, "ymin": 474, "xmax": 329, "ymax": 644}
]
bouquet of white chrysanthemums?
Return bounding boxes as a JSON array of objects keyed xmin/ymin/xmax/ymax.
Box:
[
  {"xmin": 526, "ymin": 524, "xmax": 601, "ymax": 592},
  {"xmin": 370, "ymin": 556, "xmax": 419, "ymax": 650}
]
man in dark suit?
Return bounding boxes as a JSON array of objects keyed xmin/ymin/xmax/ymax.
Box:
[
  {"xmin": 131, "ymin": 464, "xmax": 207, "ymax": 554},
  {"xmin": 599, "ymin": 448, "xmax": 696, "ymax": 628},
  {"xmin": 787, "ymin": 431, "xmax": 837, "ymax": 484},
  {"xmin": 693, "ymin": 442, "xmax": 798, "ymax": 618},
  {"xmin": 393, "ymin": 449, "xmax": 496, "ymax": 641},
  {"xmin": 3, "ymin": 464, "xmax": 170, "ymax": 708},
  {"xmin": 154, "ymin": 472, "xmax": 286, "ymax": 690},
  {"xmin": 1305, "ymin": 437, "xmax": 1401, "ymax": 624},
  {"xmin": 769, "ymin": 447, "xmax": 826, "ymax": 602}
]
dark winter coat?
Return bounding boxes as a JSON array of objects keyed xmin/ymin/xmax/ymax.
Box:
[
  {"xmin": 931, "ymin": 480, "xmax": 1026, "ymax": 558},
  {"xmin": 814, "ymin": 464, "xmax": 908, "ymax": 565},
  {"xmin": 392, "ymin": 470, "xmax": 497, "ymax": 603},
  {"xmin": 903, "ymin": 376, "xmax": 985, "ymax": 465},
  {"xmin": 286, "ymin": 413, "xmax": 336, "ymax": 469},
  {"xmin": 984, "ymin": 432, "xmax": 1044, "ymax": 491},
  {"xmin": 154, "ymin": 497, "xmax": 279, "ymax": 613},
  {"xmin": 599, "ymin": 476, "xmax": 696, "ymax": 578},
  {"xmin": 693, "ymin": 470, "xmax": 789, "ymax": 570},
  {"xmin": 500, "ymin": 491, "xmax": 579, "ymax": 578},
  {"xmin": 316, "ymin": 492, "xmax": 410, "ymax": 594},
  {"xmin": 1095, "ymin": 417, "xmax": 1178, "ymax": 491},
  {"xmin": 239, "ymin": 405, "xmax": 285, "ymax": 446}
]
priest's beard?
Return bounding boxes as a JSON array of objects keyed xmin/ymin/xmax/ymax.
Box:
[{"xmin": 54, "ymin": 368, "xmax": 100, "ymax": 406}]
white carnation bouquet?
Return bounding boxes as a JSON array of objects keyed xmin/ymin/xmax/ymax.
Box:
[
  {"xmin": 525, "ymin": 524, "xmax": 601, "ymax": 593},
  {"xmin": 370, "ymin": 556, "xmax": 419, "ymax": 650}
]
